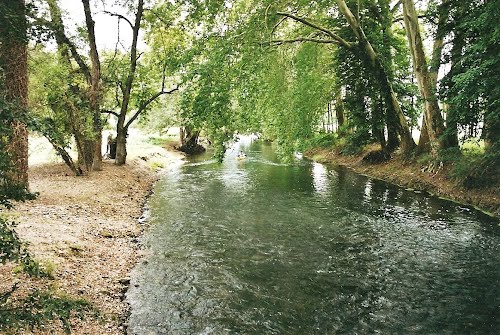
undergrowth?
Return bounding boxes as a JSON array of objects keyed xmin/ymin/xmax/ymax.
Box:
[
  {"xmin": 307, "ymin": 132, "xmax": 337, "ymax": 149},
  {"xmin": 0, "ymin": 287, "xmax": 98, "ymax": 334},
  {"xmin": 450, "ymin": 143, "xmax": 499, "ymax": 189},
  {"xmin": 1, "ymin": 216, "xmax": 52, "ymax": 277},
  {"xmin": 1, "ymin": 216, "xmax": 99, "ymax": 333},
  {"xmin": 416, "ymin": 143, "xmax": 499, "ymax": 189}
]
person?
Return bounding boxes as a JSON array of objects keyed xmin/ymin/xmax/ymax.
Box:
[
  {"xmin": 106, "ymin": 134, "xmax": 113, "ymax": 156},
  {"xmin": 237, "ymin": 150, "xmax": 246, "ymax": 159}
]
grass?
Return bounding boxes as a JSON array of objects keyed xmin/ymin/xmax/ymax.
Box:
[{"xmin": 461, "ymin": 138, "xmax": 485, "ymax": 154}]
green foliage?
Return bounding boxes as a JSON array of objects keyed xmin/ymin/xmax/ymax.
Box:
[
  {"xmin": 0, "ymin": 100, "xmax": 37, "ymax": 209},
  {"xmin": 0, "ymin": 217, "xmax": 22, "ymax": 264},
  {"xmin": 28, "ymin": 48, "xmax": 93, "ymax": 161},
  {"xmin": 440, "ymin": 0, "xmax": 500, "ymax": 149},
  {"xmin": 139, "ymin": 101, "xmax": 179, "ymax": 135},
  {"xmin": 451, "ymin": 142, "xmax": 500, "ymax": 189},
  {"xmin": 0, "ymin": 1, "xmax": 28, "ymax": 45},
  {"xmin": 307, "ymin": 132, "xmax": 338, "ymax": 149},
  {"xmin": 343, "ymin": 126, "xmax": 373, "ymax": 155},
  {"xmin": 0, "ymin": 288, "xmax": 97, "ymax": 334},
  {"xmin": 0, "ymin": 217, "xmax": 52, "ymax": 278}
]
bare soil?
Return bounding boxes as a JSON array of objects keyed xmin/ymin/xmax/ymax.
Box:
[
  {"xmin": 305, "ymin": 146, "xmax": 499, "ymax": 217},
  {"xmin": 1, "ymin": 149, "xmax": 184, "ymax": 334}
]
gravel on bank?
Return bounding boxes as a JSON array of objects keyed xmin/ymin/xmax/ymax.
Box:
[{"xmin": 1, "ymin": 150, "xmax": 184, "ymax": 334}]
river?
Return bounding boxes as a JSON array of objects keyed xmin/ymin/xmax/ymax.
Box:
[{"xmin": 127, "ymin": 138, "xmax": 499, "ymax": 334}]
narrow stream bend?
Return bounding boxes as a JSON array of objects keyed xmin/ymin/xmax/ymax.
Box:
[{"xmin": 127, "ymin": 139, "xmax": 499, "ymax": 335}]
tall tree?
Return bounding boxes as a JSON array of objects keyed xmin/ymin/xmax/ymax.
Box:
[
  {"xmin": 41, "ymin": 0, "xmax": 101, "ymax": 173},
  {"xmin": 263, "ymin": 0, "xmax": 417, "ymax": 155},
  {"xmin": 103, "ymin": 0, "xmax": 179, "ymax": 165},
  {"xmin": 82, "ymin": 0, "xmax": 103, "ymax": 171},
  {"xmin": 0, "ymin": 0, "xmax": 29, "ymax": 187},
  {"xmin": 336, "ymin": 0, "xmax": 416, "ymax": 154},
  {"xmin": 113, "ymin": 0, "xmax": 145, "ymax": 166},
  {"xmin": 401, "ymin": 0, "xmax": 448, "ymax": 155},
  {"xmin": 441, "ymin": 0, "xmax": 500, "ymax": 153}
]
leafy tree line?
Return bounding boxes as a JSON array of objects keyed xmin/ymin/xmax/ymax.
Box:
[
  {"xmin": 2, "ymin": 0, "xmax": 499, "ymax": 178},
  {"xmin": 161, "ymin": 0, "xmax": 498, "ymax": 176}
]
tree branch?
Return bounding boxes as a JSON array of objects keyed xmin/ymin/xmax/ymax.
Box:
[
  {"xmin": 104, "ymin": 11, "xmax": 134, "ymax": 30},
  {"xmin": 390, "ymin": 0, "xmax": 403, "ymax": 13},
  {"xmin": 125, "ymin": 85, "xmax": 179, "ymax": 130},
  {"xmin": 262, "ymin": 37, "xmax": 341, "ymax": 46},
  {"xmin": 33, "ymin": 15, "xmax": 91, "ymax": 82},
  {"xmin": 276, "ymin": 12, "xmax": 353, "ymax": 49},
  {"xmin": 271, "ymin": 17, "xmax": 287, "ymax": 35},
  {"xmin": 393, "ymin": 14, "xmax": 429, "ymax": 24},
  {"xmin": 101, "ymin": 110, "xmax": 119, "ymax": 117}
]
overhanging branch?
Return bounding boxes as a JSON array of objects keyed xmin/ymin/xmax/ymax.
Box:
[
  {"xmin": 104, "ymin": 11, "xmax": 134, "ymax": 30},
  {"xmin": 125, "ymin": 85, "xmax": 180, "ymax": 129},
  {"xmin": 101, "ymin": 110, "xmax": 119, "ymax": 117},
  {"xmin": 262, "ymin": 37, "xmax": 341, "ymax": 46},
  {"xmin": 276, "ymin": 12, "xmax": 353, "ymax": 49},
  {"xmin": 33, "ymin": 16, "xmax": 91, "ymax": 82}
]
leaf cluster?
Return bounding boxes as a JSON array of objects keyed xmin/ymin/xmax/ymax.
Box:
[{"xmin": 0, "ymin": 287, "xmax": 97, "ymax": 334}]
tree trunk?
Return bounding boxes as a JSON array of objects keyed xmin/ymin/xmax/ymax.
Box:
[
  {"xmin": 79, "ymin": 139, "xmax": 95, "ymax": 172},
  {"xmin": 442, "ymin": 15, "xmax": 463, "ymax": 149},
  {"xmin": 386, "ymin": 103, "xmax": 400, "ymax": 152},
  {"xmin": 402, "ymin": 0, "xmax": 447, "ymax": 155},
  {"xmin": 82, "ymin": 0, "xmax": 103, "ymax": 171},
  {"xmin": 336, "ymin": 0, "xmax": 416, "ymax": 155},
  {"xmin": 178, "ymin": 126, "xmax": 205, "ymax": 154},
  {"xmin": 93, "ymin": 134, "xmax": 102, "ymax": 170},
  {"xmin": 416, "ymin": 114, "xmax": 431, "ymax": 155},
  {"xmin": 48, "ymin": 0, "xmax": 96, "ymax": 174},
  {"xmin": 45, "ymin": 137, "xmax": 83, "ymax": 176},
  {"xmin": 335, "ymin": 90, "xmax": 345, "ymax": 129},
  {"xmin": 114, "ymin": 0, "xmax": 144, "ymax": 166},
  {"xmin": 0, "ymin": 0, "xmax": 29, "ymax": 187},
  {"xmin": 115, "ymin": 120, "xmax": 127, "ymax": 166}
]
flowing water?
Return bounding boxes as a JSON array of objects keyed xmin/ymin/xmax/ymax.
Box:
[{"xmin": 127, "ymin": 138, "xmax": 499, "ymax": 334}]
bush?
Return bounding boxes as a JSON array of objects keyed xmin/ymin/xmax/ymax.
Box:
[
  {"xmin": 0, "ymin": 289, "xmax": 97, "ymax": 334},
  {"xmin": 308, "ymin": 132, "xmax": 337, "ymax": 149},
  {"xmin": 0, "ymin": 217, "xmax": 52, "ymax": 278},
  {"xmin": 0, "ymin": 217, "xmax": 22, "ymax": 264},
  {"xmin": 452, "ymin": 142, "xmax": 500, "ymax": 189}
]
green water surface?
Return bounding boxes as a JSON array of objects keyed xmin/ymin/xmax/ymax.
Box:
[{"xmin": 127, "ymin": 139, "xmax": 499, "ymax": 334}]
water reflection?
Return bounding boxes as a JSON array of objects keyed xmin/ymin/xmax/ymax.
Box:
[
  {"xmin": 127, "ymin": 140, "xmax": 500, "ymax": 335},
  {"xmin": 312, "ymin": 162, "xmax": 329, "ymax": 196}
]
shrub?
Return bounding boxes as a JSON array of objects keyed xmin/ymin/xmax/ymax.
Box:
[
  {"xmin": 308, "ymin": 132, "xmax": 337, "ymax": 149},
  {"xmin": 0, "ymin": 289, "xmax": 97, "ymax": 334}
]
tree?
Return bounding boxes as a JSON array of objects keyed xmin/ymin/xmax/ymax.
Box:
[
  {"xmin": 335, "ymin": 0, "xmax": 416, "ymax": 155},
  {"xmin": 0, "ymin": 0, "xmax": 36, "ymax": 206},
  {"xmin": 102, "ymin": 0, "xmax": 179, "ymax": 165},
  {"xmin": 401, "ymin": 0, "xmax": 449, "ymax": 155},
  {"xmin": 38, "ymin": 0, "xmax": 102, "ymax": 173},
  {"xmin": 0, "ymin": 0, "xmax": 29, "ymax": 186},
  {"xmin": 441, "ymin": 0, "xmax": 500, "ymax": 153},
  {"xmin": 28, "ymin": 47, "xmax": 85, "ymax": 176},
  {"xmin": 82, "ymin": 0, "xmax": 104, "ymax": 171}
]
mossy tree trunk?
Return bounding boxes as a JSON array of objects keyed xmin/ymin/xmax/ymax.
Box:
[{"xmin": 0, "ymin": 0, "xmax": 29, "ymax": 187}]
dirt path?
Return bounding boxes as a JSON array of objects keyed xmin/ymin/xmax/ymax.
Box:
[{"xmin": 1, "ymin": 148, "xmax": 184, "ymax": 334}]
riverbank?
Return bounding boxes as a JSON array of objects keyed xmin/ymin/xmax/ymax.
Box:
[
  {"xmin": 1, "ymin": 139, "xmax": 184, "ymax": 334},
  {"xmin": 305, "ymin": 147, "xmax": 499, "ymax": 217}
]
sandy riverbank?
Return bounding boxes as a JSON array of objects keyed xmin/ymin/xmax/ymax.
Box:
[
  {"xmin": 305, "ymin": 147, "xmax": 499, "ymax": 217},
  {"xmin": 1, "ymin": 140, "xmax": 184, "ymax": 334}
]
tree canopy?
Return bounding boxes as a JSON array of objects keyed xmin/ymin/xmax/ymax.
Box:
[{"xmin": 0, "ymin": 0, "xmax": 497, "ymax": 176}]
